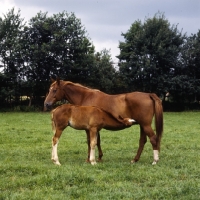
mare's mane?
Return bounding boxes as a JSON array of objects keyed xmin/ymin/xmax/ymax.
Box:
[{"xmin": 63, "ymin": 81, "xmax": 100, "ymax": 92}]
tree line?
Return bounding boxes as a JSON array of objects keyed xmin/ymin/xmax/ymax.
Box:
[{"xmin": 0, "ymin": 9, "xmax": 200, "ymax": 111}]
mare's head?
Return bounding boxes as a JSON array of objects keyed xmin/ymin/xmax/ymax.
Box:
[{"xmin": 44, "ymin": 77, "xmax": 65, "ymax": 111}]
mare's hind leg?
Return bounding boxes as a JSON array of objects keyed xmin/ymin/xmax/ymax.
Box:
[
  {"xmin": 86, "ymin": 130, "xmax": 90, "ymax": 162},
  {"xmin": 147, "ymin": 126, "xmax": 160, "ymax": 165},
  {"xmin": 97, "ymin": 132, "xmax": 103, "ymax": 161},
  {"xmin": 52, "ymin": 129, "xmax": 63, "ymax": 166},
  {"xmin": 139, "ymin": 125, "xmax": 159, "ymax": 165},
  {"xmin": 131, "ymin": 125, "xmax": 147, "ymax": 163}
]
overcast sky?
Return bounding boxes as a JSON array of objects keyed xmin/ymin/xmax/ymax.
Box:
[{"xmin": 0, "ymin": 0, "xmax": 200, "ymax": 62}]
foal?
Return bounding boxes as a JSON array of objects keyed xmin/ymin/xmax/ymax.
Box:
[{"xmin": 51, "ymin": 104, "xmax": 136, "ymax": 165}]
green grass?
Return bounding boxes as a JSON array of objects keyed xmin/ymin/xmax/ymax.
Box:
[{"xmin": 0, "ymin": 112, "xmax": 200, "ymax": 199}]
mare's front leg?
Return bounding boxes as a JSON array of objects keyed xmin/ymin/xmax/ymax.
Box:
[
  {"xmin": 97, "ymin": 131, "xmax": 103, "ymax": 161},
  {"xmin": 131, "ymin": 125, "xmax": 147, "ymax": 163},
  {"xmin": 86, "ymin": 130, "xmax": 90, "ymax": 162}
]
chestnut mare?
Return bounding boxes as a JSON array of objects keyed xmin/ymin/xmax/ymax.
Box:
[
  {"xmin": 44, "ymin": 78, "xmax": 163, "ymax": 165},
  {"xmin": 51, "ymin": 104, "xmax": 135, "ymax": 165}
]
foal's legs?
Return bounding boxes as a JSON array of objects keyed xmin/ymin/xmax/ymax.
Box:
[
  {"xmin": 131, "ymin": 125, "xmax": 147, "ymax": 163},
  {"xmin": 89, "ymin": 128, "xmax": 98, "ymax": 165},
  {"xmin": 52, "ymin": 129, "xmax": 63, "ymax": 165},
  {"xmin": 86, "ymin": 131, "xmax": 103, "ymax": 162}
]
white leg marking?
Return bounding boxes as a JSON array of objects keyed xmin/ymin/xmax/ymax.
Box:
[
  {"xmin": 52, "ymin": 142, "xmax": 61, "ymax": 166},
  {"xmin": 90, "ymin": 148, "xmax": 97, "ymax": 165},
  {"xmin": 128, "ymin": 119, "xmax": 136, "ymax": 122},
  {"xmin": 152, "ymin": 150, "xmax": 159, "ymax": 165}
]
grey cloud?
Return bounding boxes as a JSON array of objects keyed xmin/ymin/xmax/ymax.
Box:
[{"xmin": 3, "ymin": 0, "xmax": 200, "ymax": 59}]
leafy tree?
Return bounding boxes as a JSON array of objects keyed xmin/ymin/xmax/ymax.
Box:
[
  {"xmin": 1, "ymin": 8, "xmax": 199, "ymax": 109},
  {"xmin": 167, "ymin": 75, "xmax": 197, "ymax": 103},
  {"xmin": 117, "ymin": 13, "xmax": 185, "ymax": 98},
  {"xmin": 89, "ymin": 49, "xmax": 117, "ymax": 93},
  {"xmin": 172, "ymin": 30, "xmax": 200, "ymax": 103},
  {"xmin": 24, "ymin": 11, "xmax": 95, "ymax": 98},
  {"xmin": 0, "ymin": 8, "xmax": 25, "ymax": 104}
]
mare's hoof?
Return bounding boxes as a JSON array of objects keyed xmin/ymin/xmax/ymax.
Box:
[{"xmin": 131, "ymin": 159, "xmax": 138, "ymax": 164}]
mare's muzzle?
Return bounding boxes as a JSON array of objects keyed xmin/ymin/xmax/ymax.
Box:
[{"xmin": 44, "ymin": 103, "xmax": 53, "ymax": 111}]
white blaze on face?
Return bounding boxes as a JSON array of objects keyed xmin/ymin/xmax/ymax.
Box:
[{"xmin": 49, "ymin": 86, "xmax": 54, "ymax": 93}]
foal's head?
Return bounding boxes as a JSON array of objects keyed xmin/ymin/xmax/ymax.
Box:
[
  {"xmin": 44, "ymin": 78, "xmax": 65, "ymax": 111},
  {"xmin": 119, "ymin": 116, "xmax": 136, "ymax": 126}
]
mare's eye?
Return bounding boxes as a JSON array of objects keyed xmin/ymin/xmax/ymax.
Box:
[{"xmin": 53, "ymin": 89, "xmax": 57, "ymax": 93}]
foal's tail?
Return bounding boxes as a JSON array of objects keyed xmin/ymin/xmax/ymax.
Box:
[{"xmin": 150, "ymin": 93, "xmax": 163, "ymax": 151}]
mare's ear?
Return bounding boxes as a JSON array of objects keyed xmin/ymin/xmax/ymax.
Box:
[
  {"xmin": 56, "ymin": 77, "xmax": 60, "ymax": 85},
  {"xmin": 50, "ymin": 77, "xmax": 56, "ymax": 83}
]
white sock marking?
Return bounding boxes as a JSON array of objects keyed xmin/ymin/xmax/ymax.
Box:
[
  {"xmin": 152, "ymin": 150, "xmax": 159, "ymax": 165},
  {"xmin": 90, "ymin": 148, "xmax": 96, "ymax": 165},
  {"xmin": 52, "ymin": 142, "xmax": 61, "ymax": 165}
]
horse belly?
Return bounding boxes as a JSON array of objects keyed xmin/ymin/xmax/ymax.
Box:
[{"xmin": 68, "ymin": 116, "xmax": 90, "ymax": 130}]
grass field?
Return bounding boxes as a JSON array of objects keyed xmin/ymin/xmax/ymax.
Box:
[{"xmin": 0, "ymin": 111, "xmax": 200, "ymax": 199}]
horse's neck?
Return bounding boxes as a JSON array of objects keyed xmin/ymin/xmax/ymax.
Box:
[{"xmin": 63, "ymin": 82, "xmax": 94, "ymax": 105}]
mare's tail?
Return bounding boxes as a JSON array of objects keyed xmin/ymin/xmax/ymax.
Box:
[{"xmin": 150, "ymin": 93, "xmax": 163, "ymax": 151}]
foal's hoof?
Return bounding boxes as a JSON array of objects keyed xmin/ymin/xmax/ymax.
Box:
[
  {"xmin": 91, "ymin": 161, "xmax": 97, "ymax": 165},
  {"xmin": 152, "ymin": 160, "xmax": 158, "ymax": 165},
  {"xmin": 52, "ymin": 159, "xmax": 61, "ymax": 166}
]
